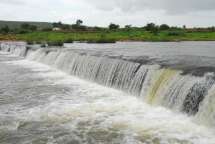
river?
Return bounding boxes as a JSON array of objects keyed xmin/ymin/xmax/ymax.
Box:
[{"xmin": 1, "ymin": 41, "xmax": 215, "ymax": 144}]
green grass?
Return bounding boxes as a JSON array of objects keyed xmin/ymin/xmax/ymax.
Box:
[{"xmin": 3, "ymin": 30, "xmax": 215, "ymax": 43}]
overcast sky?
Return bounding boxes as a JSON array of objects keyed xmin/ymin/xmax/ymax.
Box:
[{"xmin": 0, "ymin": 0, "xmax": 215, "ymax": 27}]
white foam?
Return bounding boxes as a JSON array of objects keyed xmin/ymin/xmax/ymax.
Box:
[{"xmin": 6, "ymin": 59, "xmax": 215, "ymax": 144}]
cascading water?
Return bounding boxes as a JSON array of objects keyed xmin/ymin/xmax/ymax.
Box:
[
  {"xmin": 1, "ymin": 41, "xmax": 215, "ymax": 144},
  {"xmin": 2, "ymin": 42, "xmax": 215, "ymax": 124},
  {"xmin": 0, "ymin": 42, "xmax": 27, "ymax": 57},
  {"xmin": 26, "ymin": 46, "xmax": 215, "ymax": 119}
]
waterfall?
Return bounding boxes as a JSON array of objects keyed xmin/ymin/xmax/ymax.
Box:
[
  {"xmin": 0, "ymin": 42, "xmax": 27, "ymax": 57},
  {"xmin": 195, "ymin": 85, "xmax": 215, "ymax": 127},
  {"xmin": 1, "ymin": 42, "xmax": 215, "ymax": 127}
]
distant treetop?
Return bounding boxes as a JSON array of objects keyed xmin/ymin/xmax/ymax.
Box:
[{"xmin": 109, "ymin": 23, "xmax": 120, "ymax": 30}]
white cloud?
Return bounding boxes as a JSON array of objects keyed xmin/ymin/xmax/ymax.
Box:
[
  {"xmin": 0, "ymin": 0, "xmax": 25, "ymax": 5},
  {"xmin": 83, "ymin": 0, "xmax": 215, "ymax": 14},
  {"xmin": 0, "ymin": 0, "xmax": 215, "ymax": 27}
]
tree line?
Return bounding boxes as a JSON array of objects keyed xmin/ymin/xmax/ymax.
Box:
[{"xmin": 1, "ymin": 19, "xmax": 215, "ymax": 34}]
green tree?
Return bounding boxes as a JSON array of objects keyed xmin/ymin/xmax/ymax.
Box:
[
  {"xmin": 145, "ymin": 23, "xmax": 156, "ymax": 31},
  {"xmin": 145, "ymin": 23, "xmax": 159, "ymax": 35},
  {"xmin": 109, "ymin": 23, "xmax": 120, "ymax": 30},
  {"xmin": 20, "ymin": 23, "xmax": 37, "ymax": 31},
  {"xmin": 208, "ymin": 26, "xmax": 215, "ymax": 32},
  {"xmin": 159, "ymin": 24, "xmax": 170, "ymax": 30},
  {"xmin": 76, "ymin": 19, "xmax": 83, "ymax": 26},
  {"xmin": 21, "ymin": 23, "xmax": 30, "ymax": 29},
  {"xmin": 152, "ymin": 27, "xmax": 159, "ymax": 35},
  {"xmin": 0, "ymin": 25, "xmax": 10, "ymax": 34},
  {"xmin": 125, "ymin": 25, "xmax": 132, "ymax": 29},
  {"xmin": 72, "ymin": 19, "xmax": 86, "ymax": 31},
  {"xmin": 29, "ymin": 25, "xmax": 37, "ymax": 31}
]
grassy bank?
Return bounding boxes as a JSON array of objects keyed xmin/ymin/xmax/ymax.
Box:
[{"xmin": 2, "ymin": 30, "xmax": 215, "ymax": 43}]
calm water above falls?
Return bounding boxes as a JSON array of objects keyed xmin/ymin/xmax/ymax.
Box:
[
  {"xmin": 1, "ymin": 42, "xmax": 215, "ymax": 144},
  {"xmin": 65, "ymin": 42, "xmax": 215, "ymax": 76}
]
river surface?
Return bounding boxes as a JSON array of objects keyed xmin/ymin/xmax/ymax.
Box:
[
  {"xmin": 64, "ymin": 41, "xmax": 215, "ymax": 76},
  {"xmin": 1, "ymin": 42, "xmax": 215, "ymax": 144}
]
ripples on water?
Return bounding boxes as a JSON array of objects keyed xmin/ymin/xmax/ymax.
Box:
[{"xmin": 0, "ymin": 52, "xmax": 214, "ymax": 144}]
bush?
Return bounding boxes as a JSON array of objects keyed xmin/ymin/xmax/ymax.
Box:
[
  {"xmin": 21, "ymin": 23, "xmax": 37, "ymax": 31},
  {"xmin": 151, "ymin": 27, "xmax": 159, "ymax": 35},
  {"xmin": 167, "ymin": 31, "xmax": 185, "ymax": 36},
  {"xmin": 42, "ymin": 28, "xmax": 52, "ymax": 31},
  {"xmin": 109, "ymin": 23, "xmax": 120, "ymax": 30},
  {"xmin": 17, "ymin": 30, "xmax": 29, "ymax": 34},
  {"xmin": 64, "ymin": 38, "xmax": 74, "ymax": 43},
  {"xmin": 27, "ymin": 41, "xmax": 34, "ymax": 45},
  {"xmin": 145, "ymin": 23, "xmax": 156, "ymax": 31},
  {"xmin": 160, "ymin": 24, "xmax": 170, "ymax": 30},
  {"xmin": 87, "ymin": 34, "xmax": 116, "ymax": 43},
  {"xmin": 145, "ymin": 23, "xmax": 159, "ymax": 35},
  {"xmin": 41, "ymin": 44, "xmax": 47, "ymax": 48},
  {"xmin": 0, "ymin": 25, "xmax": 10, "ymax": 34},
  {"xmin": 87, "ymin": 39, "xmax": 116, "ymax": 44},
  {"xmin": 87, "ymin": 36, "xmax": 116, "ymax": 43},
  {"xmin": 47, "ymin": 41, "xmax": 64, "ymax": 46}
]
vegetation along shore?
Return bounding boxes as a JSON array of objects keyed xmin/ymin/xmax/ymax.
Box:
[{"xmin": 0, "ymin": 20, "xmax": 215, "ymax": 45}]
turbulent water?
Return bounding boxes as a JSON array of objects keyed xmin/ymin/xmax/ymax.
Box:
[{"xmin": 1, "ymin": 42, "xmax": 215, "ymax": 144}]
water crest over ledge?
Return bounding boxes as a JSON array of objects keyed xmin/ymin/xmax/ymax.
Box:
[{"xmin": 1, "ymin": 41, "xmax": 215, "ymax": 128}]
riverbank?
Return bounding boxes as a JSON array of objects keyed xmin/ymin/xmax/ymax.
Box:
[{"xmin": 1, "ymin": 30, "xmax": 215, "ymax": 43}]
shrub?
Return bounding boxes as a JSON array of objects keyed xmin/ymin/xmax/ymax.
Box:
[
  {"xmin": 21, "ymin": 23, "xmax": 37, "ymax": 31},
  {"xmin": 109, "ymin": 23, "xmax": 120, "ymax": 30},
  {"xmin": 64, "ymin": 38, "xmax": 74, "ymax": 43},
  {"xmin": 0, "ymin": 25, "xmax": 10, "ymax": 34},
  {"xmin": 47, "ymin": 41, "xmax": 64, "ymax": 46},
  {"xmin": 160, "ymin": 24, "xmax": 170, "ymax": 30},
  {"xmin": 145, "ymin": 23, "xmax": 156, "ymax": 31},
  {"xmin": 87, "ymin": 39, "xmax": 116, "ymax": 44},
  {"xmin": 27, "ymin": 41, "xmax": 34, "ymax": 45},
  {"xmin": 144, "ymin": 23, "xmax": 159, "ymax": 35},
  {"xmin": 87, "ymin": 34, "xmax": 116, "ymax": 43},
  {"xmin": 42, "ymin": 28, "xmax": 52, "ymax": 31},
  {"xmin": 17, "ymin": 30, "xmax": 29, "ymax": 34},
  {"xmin": 167, "ymin": 31, "xmax": 185, "ymax": 36}
]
